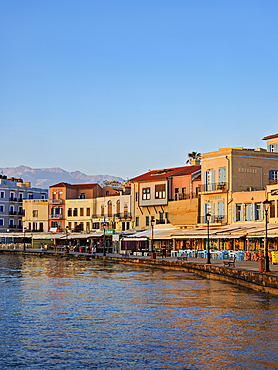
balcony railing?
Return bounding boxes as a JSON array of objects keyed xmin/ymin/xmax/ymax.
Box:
[
  {"xmin": 9, "ymin": 211, "xmax": 17, "ymax": 215},
  {"xmin": 8, "ymin": 225, "xmax": 17, "ymax": 229},
  {"xmin": 18, "ymin": 211, "xmax": 25, "ymax": 216},
  {"xmin": 49, "ymin": 214, "xmax": 63, "ymax": 219},
  {"xmin": 49, "ymin": 199, "xmax": 64, "ymax": 204},
  {"xmin": 200, "ymin": 182, "xmax": 228, "ymax": 192},
  {"xmin": 171, "ymin": 192, "xmax": 199, "ymax": 201},
  {"xmin": 197, "ymin": 215, "xmax": 227, "ymax": 225},
  {"xmin": 91, "ymin": 213, "xmax": 132, "ymax": 219},
  {"xmin": 9, "ymin": 197, "xmax": 17, "ymax": 202}
]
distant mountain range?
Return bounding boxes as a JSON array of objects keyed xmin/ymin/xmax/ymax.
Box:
[{"xmin": 0, "ymin": 166, "xmax": 124, "ymax": 189}]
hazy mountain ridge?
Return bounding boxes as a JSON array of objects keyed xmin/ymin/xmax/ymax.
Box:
[{"xmin": 0, "ymin": 166, "xmax": 124, "ymax": 189}]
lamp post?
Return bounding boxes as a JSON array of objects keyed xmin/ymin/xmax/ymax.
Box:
[
  {"xmin": 23, "ymin": 227, "xmax": 27, "ymax": 251},
  {"xmin": 150, "ymin": 218, "xmax": 156, "ymax": 259},
  {"xmin": 103, "ymin": 221, "xmax": 106, "ymax": 256},
  {"xmin": 263, "ymin": 199, "xmax": 271, "ymax": 273},
  {"xmin": 65, "ymin": 226, "xmax": 69, "ymax": 252},
  {"xmin": 206, "ymin": 213, "xmax": 211, "ymax": 264}
]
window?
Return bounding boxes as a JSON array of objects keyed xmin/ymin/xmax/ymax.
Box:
[
  {"xmin": 86, "ymin": 208, "xmax": 90, "ymax": 216},
  {"xmin": 270, "ymin": 200, "xmax": 275, "ymax": 218},
  {"xmin": 18, "ymin": 220, "xmax": 22, "ymax": 227},
  {"xmin": 236, "ymin": 204, "xmax": 243, "ymax": 222},
  {"xmin": 217, "ymin": 201, "xmax": 225, "ymax": 219},
  {"xmin": 126, "ymin": 221, "xmax": 130, "ymax": 230},
  {"xmin": 0, "ymin": 205, "xmax": 4, "ymax": 212},
  {"xmin": 80, "ymin": 208, "xmax": 84, "ymax": 217},
  {"xmin": 73, "ymin": 208, "xmax": 78, "ymax": 216},
  {"xmin": 136, "ymin": 217, "xmax": 139, "ymax": 227},
  {"xmin": 255, "ymin": 203, "xmax": 263, "ymax": 220},
  {"xmin": 52, "ymin": 193, "xmax": 56, "ymax": 199},
  {"xmin": 80, "ymin": 193, "xmax": 85, "ymax": 199},
  {"xmin": 174, "ymin": 188, "xmax": 179, "ymax": 201},
  {"xmin": 68, "ymin": 222, "xmax": 71, "ymax": 230},
  {"xmin": 10, "ymin": 192, "xmax": 15, "ymax": 200},
  {"xmin": 58, "ymin": 206, "xmax": 63, "ymax": 215},
  {"xmin": 9, "ymin": 219, "xmax": 14, "ymax": 226},
  {"xmin": 205, "ymin": 170, "xmax": 215, "ymax": 191},
  {"xmin": 108, "ymin": 201, "xmax": 112, "ymax": 217},
  {"xmin": 146, "ymin": 216, "xmax": 149, "ymax": 227},
  {"xmin": 155, "ymin": 184, "xmax": 166, "ymax": 199},
  {"xmin": 269, "ymin": 170, "xmax": 278, "ymax": 182},
  {"xmin": 86, "ymin": 222, "xmax": 90, "ymax": 231},
  {"xmin": 68, "ymin": 208, "xmax": 72, "ymax": 217},
  {"xmin": 116, "ymin": 200, "xmax": 120, "ymax": 214},
  {"xmin": 151, "ymin": 215, "xmax": 155, "ymax": 222},
  {"xmin": 19, "ymin": 193, "xmax": 23, "ymax": 201},
  {"xmin": 268, "ymin": 143, "xmax": 277, "ymax": 152},
  {"xmin": 33, "ymin": 210, "xmax": 38, "ymax": 217},
  {"xmin": 245, "ymin": 204, "xmax": 251, "ymax": 221},
  {"xmin": 218, "ymin": 168, "xmax": 226, "ymax": 186},
  {"xmin": 58, "ymin": 192, "xmax": 63, "ymax": 199},
  {"xmin": 159, "ymin": 212, "xmax": 163, "ymax": 222},
  {"xmin": 0, "ymin": 191, "xmax": 4, "ymax": 198},
  {"xmin": 0, "ymin": 219, "xmax": 3, "ymax": 226},
  {"xmin": 165, "ymin": 212, "xmax": 168, "ymax": 220},
  {"xmin": 101, "ymin": 206, "xmax": 104, "ymax": 216},
  {"xmin": 41, "ymin": 194, "xmax": 45, "ymax": 199},
  {"xmin": 28, "ymin": 193, "xmax": 33, "ymax": 199},
  {"xmin": 39, "ymin": 222, "xmax": 43, "ymax": 231},
  {"xmin": 142, "ymin": 187, "xmax": 150, "ymax": 200},
  {"xmin": 182, "ymin": 188, "xmax": 186, "ymax": 199},
  {"xmin": 124, "ymin": 204, "xmax": 128, "ymax": 216},
  {"xmin": 136, "ymin": 192, "xmax": 138, "ymax": 202}
]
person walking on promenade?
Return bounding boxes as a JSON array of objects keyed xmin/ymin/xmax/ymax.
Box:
[{"xmin": 162, "ymin": 246, "xmax": 167, "ymax": 258}]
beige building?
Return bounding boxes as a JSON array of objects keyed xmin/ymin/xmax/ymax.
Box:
[
  {"xmin": 23, "ymin": 199, "xmax": 49, "ymax": 232},
  {"xmin": 64, "ymin": 193, "xmax": 132, "ymax": 232},
  {"xmin": 200, "ymin": 144, "xmax": 278, "ymax": 226},
  {"xmin": 92, "ymin": 193, "xmax": 132, "ymax": 232}
]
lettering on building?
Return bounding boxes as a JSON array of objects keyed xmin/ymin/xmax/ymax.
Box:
[{"xmin": 238, "ymin": 168, "xmax": 258, "ymax": 174}]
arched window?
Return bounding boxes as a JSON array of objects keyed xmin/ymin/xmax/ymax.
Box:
[
  {"xmin": 116, "ymin": 200, "xmax": 120, "ymax": 215},
  {"xmin": 108, "ymin": 200, "xmax": 112, "ymax": 217}
]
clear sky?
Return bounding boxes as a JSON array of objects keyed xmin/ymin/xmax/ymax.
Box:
[{"xmin": 1, "ymin": 0, "xmax": 278, "ymax": 180}]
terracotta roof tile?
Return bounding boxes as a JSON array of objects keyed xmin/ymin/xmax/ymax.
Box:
[{"xmin": 130, "ymin": 165, "xmax": 201, "ymax": 182}]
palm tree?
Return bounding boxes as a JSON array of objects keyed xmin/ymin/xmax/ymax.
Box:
[{"xmin": 186, "ymin": 151, "xmax": 201, "ymax": 164}]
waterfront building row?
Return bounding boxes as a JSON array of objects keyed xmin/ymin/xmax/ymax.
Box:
[{"xmin": 8, "ymin": 131, "xmax": 278, "ymax": 254}]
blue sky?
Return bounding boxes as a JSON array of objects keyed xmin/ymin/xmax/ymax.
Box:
[{"xmin": 1, "ymin": 0, "xmax": 278, "ymax": 180}]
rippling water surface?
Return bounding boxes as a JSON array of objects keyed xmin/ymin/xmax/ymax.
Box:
[{"xmin": 0, "ymin": 254, "xmax": 278, "ymax": 369}]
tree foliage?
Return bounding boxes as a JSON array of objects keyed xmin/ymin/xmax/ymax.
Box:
[{"xmin": 186, "ymin": 151, "xmax": 201, "ymax": 164}]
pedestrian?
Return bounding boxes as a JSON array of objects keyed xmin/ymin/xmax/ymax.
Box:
[{"xmin": 162, "ymin": 247, "xmax": 167, "ymax": 258}]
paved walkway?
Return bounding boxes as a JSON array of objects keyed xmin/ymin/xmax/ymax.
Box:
[{"xmin": 1, "ymin": 247, "xmax": 278, "ymax": 276}]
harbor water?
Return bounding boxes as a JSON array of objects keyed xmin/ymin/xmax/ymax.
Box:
[{"xmin": 0, "ymin": 254, "xmax": 277, "ymax": 369}]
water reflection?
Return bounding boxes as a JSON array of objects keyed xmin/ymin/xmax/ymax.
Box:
[{"xmin": 0, "ymin": 254, "xmax": 277, "ymax": 369}]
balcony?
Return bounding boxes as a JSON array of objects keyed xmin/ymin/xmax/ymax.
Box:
[
  {"xmin": 49, "ymin": 214, "xmax": 63, "ymax": 219},
  {"xmin": 9, "ymin": 211, "xmax": 17, "ymax": 215},
  {"xmin": 49, "ymin": 199, "xmax": 64, "ymax": 204},
  {"xmin": 9, "ymin": 197, "xmax": 17, "ymax": 202},
  {"xmin": 200, "ymin": 182, "xmax": 228, "ymax": 193},
  {"xmin": 18, "ymin": 198, "xmax": 23, "ymax": 203},
  {"xmin": 171, "ymin": 192, "xmax": 199, "ymax": 201},
  {"xmin": 18, "ymin": 211, "xmax": 25, "ymax": 216},
  {"xmin": 197, "ymin": 215, "xmax": 227, "ymax": 225},
  {"xmin": 8, "ymin": 225, "xmax": 17, "ymax": 229}
]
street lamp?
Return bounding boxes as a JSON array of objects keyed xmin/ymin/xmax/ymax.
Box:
[
  {"xmin": 65, "ymin": 226, "xmax": 69, "ymax": 252},
  {"xmin": 263, "ymin": 199, "xmax": 271, "ymax": 273},
  {"xmin": 103, "ymin": 221, "xmax": 107, "ymax": 256},
  {"xmin": 206, "ymin": 213, "xmax": 211, "ymax": 264},
  {"xmin": 23, "ymin": 227, "xmax": 27, "ymax": 251},
  {"xmin": 151, "ymin": 218, "xmax": 156, "ymax": 259}
]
